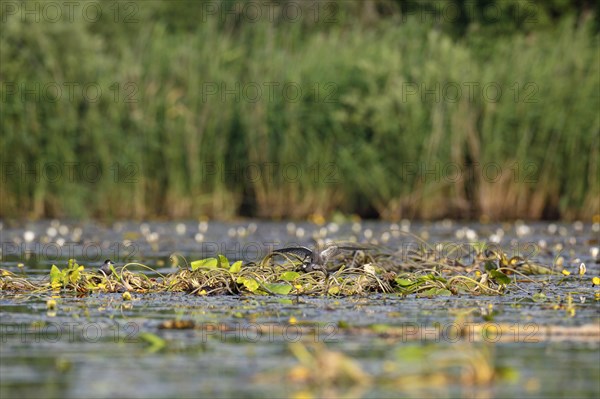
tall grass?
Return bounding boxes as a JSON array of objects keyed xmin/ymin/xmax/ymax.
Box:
[{"xmin": 1, "ymin": 1, "xmax": 598, "ymax": 220}]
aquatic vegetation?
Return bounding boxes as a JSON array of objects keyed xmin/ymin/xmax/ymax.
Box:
[{"xmin": 0, "ymin": 241, "xmax": 591, "ymax": 298}]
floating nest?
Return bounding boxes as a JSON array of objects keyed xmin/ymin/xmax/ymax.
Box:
[{"xmin": 0, "ymin": 243, "xmax": 566, "ymax": 297}]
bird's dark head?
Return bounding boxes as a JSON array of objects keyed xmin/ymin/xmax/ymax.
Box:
[
  {"xmin": 301, "ymin": 261, "xmax": 328, "ymax": 276},
  {"xmin": 99, "ymin": 259, "xmax": 115, "ymax": 276},
  {"xmin": 301, "ymin": 261, "xmax": 313, "ymax": 271}
]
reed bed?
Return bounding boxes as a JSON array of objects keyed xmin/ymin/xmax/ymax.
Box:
[{"xmin": 1, "ymin": 1, "xmax": 598, "ymax": 220}]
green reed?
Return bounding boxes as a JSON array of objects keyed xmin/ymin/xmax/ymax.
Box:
[{"xmin": 1, "ymin": 2, "xmax": 597, "ymax": 220}]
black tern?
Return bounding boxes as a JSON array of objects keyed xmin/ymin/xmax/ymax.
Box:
[
  {"xmin": 99, "ymin": 259, "xmax": 115, "ymax": 276},
  {"xmin": 274, "ymin": 243, "xmax": 374, "ymax": 274}
]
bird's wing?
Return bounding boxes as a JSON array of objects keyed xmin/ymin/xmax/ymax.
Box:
[
  {"xmin": 320, "ymin": 242, "xmax": 388, "ymax": 262},
  {"xmin": 273, "ymin": 247, "xmax": 314, "ymax": 261},
  {"xmin": 319, "ymin": 245, "xmax": 340, "ymax": 262},
  {"xmin": 332, "ymin": 242, "xmax": 381, "ymax": 252}
]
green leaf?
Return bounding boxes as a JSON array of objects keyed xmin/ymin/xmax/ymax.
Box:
[
  {"xmin": 217, "ymin": 254, "xmax": 229, "ymax": 269},
  {"xmin": 418, "ymin": 287, "xmax": 452, "ymax": 297},
  {"xmin": 419, "ymin": 274, "xmax": 447, "ymax": 283},
  {"xmin": 229, "ymin": 260, "xmax": 242, "ymax": 273},
  {"xmin": 518, "ymin": 262, "xmax": 556, "ymax": 275},
  {"xmin": 484, "ymin": 261, "xmax": 498, "ymax": 271},
  {"xmin": 264, "ymin": 283, "xmax": 292, "ymax": 295},
  {"xmin": 50, "ymin": 265, "xmax": 62, "ymax": 285},
  {"xmin": 191, "ymin": 258, "xmax": 218, "ymax": 270},
  {"xmin": 489, "ymin": 270, "xmax": 511, "ymax": 285},
  {"xmin": 238, "ymin": 277, "xmax": 259, "ymax": 292},
  {"xmin": 328, "ymin": 286, "xmax": 340, "ymax": 295},
  {"xmin": 395, "ymin": 278, "xmax": 414, "ymax": 287},
  {"xmin": 68, "ymin": 266, "xmax": 82, "ymax": 284},
  {"xmin": 280, "ymin": 271, "xmax": 300, "ymax": 281}
]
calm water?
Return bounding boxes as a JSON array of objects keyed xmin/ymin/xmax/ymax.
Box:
[{"xmin": 1, "ymin": 220, "xmax": 599, "ymax": 398}]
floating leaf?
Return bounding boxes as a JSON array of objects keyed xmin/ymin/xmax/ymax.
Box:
[
  {"xmin": 484, "ymin": 261, "xmax": 497, "ymax": 271},
  {"xmin": 418, "ymin": 288, "xmax": 452, "ymax": 297},
  {"xmin": 489, "ymin": 270, "xmax": 511, "ymax": 285},
  {"xmin": 68, "ymin": 265, "xmax": 84, "ymax": 284},
  {"xmin": 217, "ymin": 254, "xmax": 229, "ymax": 269},
  {"xmin": 280, "ymin": 271, "xmax": 300, "ymax": 281},
  {"xmin": 264, "ymin": 283, "xmax": 292, "ymax": 295},
  {"xmin": 229, "ymin": 260, "xmax": 242, "ymax": 273},
  {"xmin": 237, "ymin": 277, "xmax": 259, "ymax": 292},
  {"xmin": 395, "ymin": 278, "xmax": 414, "ymax": 287},
  {"xmin": 50, "ymin": 265, "xmax": 62, "ymax": 285},
  {"xmin": 191, "ymin": 258, "xmax": 218, "ymax": 270}
]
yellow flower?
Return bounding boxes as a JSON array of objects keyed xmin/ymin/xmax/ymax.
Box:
[
  {"xmin": 592, "ymin": 277, "xmax": 600, "ymax": 286},
  {"xmin": 122, "ymin": 291, "xmax": 132, "ymax": 301},
  {"xmin": 561, "ymin": 270, "xmax": 571, "ymax": 276},
  {"xmin": 46, "ymin": 299, "xmax": 57, "ymax": 310}
]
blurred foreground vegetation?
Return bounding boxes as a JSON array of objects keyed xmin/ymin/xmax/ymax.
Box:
[{"xmin": 1, "ymin": 0, "xmax": 598, "ymax": 220}]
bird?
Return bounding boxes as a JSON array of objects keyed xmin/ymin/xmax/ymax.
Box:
[
  {"xmin": 273, "ymin": 243, "xmax": 374, "ymax": 275},
  {"xmin": 98, "ymin": 259, "xmax": 115, "ymax": 276}
]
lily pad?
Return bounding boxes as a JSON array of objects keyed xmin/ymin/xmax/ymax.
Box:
[
  {"xmin": 264, "ymin": 283, "xmax": 292, "ymax": 295},
  {"xmin": 237, "ymin": 276, "xmax": 259, "ymax": 292},
  {"xmin": 217, "ymin": 254, "xmax": 230, "ymax": 269},
  {"xmin": 229, "ymin": 260, "xmax": 242, "ymax": 273},
  {"xmin": 395, "ymin": 278, "xmax": 414, "ymax": 287},
  {"xmin": 191, "ymin": 258, "xmax": 218, "ymax": 270},
  {"xmin": 490, "ymin": 270, "xmax": 511, "ymax": 285},
  {"xmin": 280, "ymin": 271, "xmax": 300, "ymax": 281}
]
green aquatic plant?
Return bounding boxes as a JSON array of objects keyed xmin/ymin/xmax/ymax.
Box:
[
  {"xmin": 49, "ymin": 259, "xmax": 85, "ymax": 289},
  {"xmin": 0, "ymin": 244, "xmax": 591, "ymax": 299}
]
